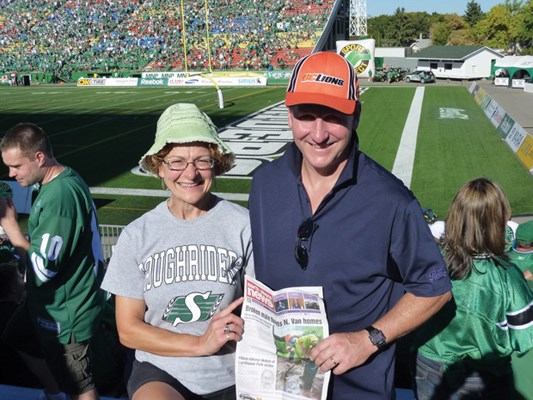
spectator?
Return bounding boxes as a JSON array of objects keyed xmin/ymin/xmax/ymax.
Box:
[
  {"xmin": 0, "ymin": 123, "xmax": 105, "ymax": 400},
  {"xmin": 101, "ymin": 103, "xmax": 254, "ymax": 400},
  {"xmin": 413, "ymin": 178, "xmax": 533, "ymax": 400},
  {"xmin": 508, "ymin": 220, "xmax": 533, "ymax": 284},
  {"xmin": 248, "ymin": 51, "xmax": 452, "ymax": 399},
  {"xmin": 1, "ymin": 258, "xmax": 68, "ymax": 400}
]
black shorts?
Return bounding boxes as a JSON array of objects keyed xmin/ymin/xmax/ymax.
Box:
[
  {"xmin": 127, "ymin": 359, "xmax": 236, "ymax": 400},
  {"xmin": 40, "ymin": 339, "xmax": 96, "ymax": 395}
]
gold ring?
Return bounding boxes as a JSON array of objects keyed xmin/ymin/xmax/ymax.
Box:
[
  {"xmin": 224, "ymin": 324, "xmax": 231, "ymax": 335},
  {"xmin": 330, "ymin": 357, "xmax": 337, "ymax": 366}
]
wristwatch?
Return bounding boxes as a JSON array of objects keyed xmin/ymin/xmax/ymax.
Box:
[{"xmin": 365, "ymin": 325, "xmax": 387, "ymax": 349}]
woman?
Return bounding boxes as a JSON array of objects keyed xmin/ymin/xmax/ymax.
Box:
[
  {"xmin": 414, "ymin": 178, "xmax": 533, "ymax": 400},
  {"xmin": 101, "ymin": 103, "xmax": 254, "ymax": 400}
]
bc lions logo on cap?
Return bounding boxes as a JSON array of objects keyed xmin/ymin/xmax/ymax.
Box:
[
  {"xmin": 301, "ymin": 73, "xmax": 345, "ymax": 87},
  {"xmin": 285, "ymin": 52, "xmax": 359, "ymax": 115}
]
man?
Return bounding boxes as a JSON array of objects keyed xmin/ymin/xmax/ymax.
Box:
[
  {"xmin": 249, "ymin": 51, "xmax": 452, "ymax": 399},
  {"xmin": 0, "ymin": 123, "xmax": 104, "ymax": 400}
]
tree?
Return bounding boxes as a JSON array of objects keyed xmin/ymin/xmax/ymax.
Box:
[
  {"xmin": 431, "ymin": 22, "xmax": 452, "ymax": 45},
  {"xmin": 473, "ymin": 3, "xmax": 524, "ymax": 52},
  {"xmin": 516, "ymin": 0, "xmax": 533, "ymax": 55},
  {"xmin": 386, "ymin": 7, "xmax": 414, "ymax": 46},
  {"xmin": 464, "ymin": 1, "xmax": 484, "ymax": 27},
  {"xmin": 367, "ymin": 15, "xmax": 392, "ymax": 47},
  {"xmin": 430, "ymin": 14, "xmax": 467, "ymax": 45},
  {"xmin": 409, "ymin": 12, "xmax": 432, "ymax": 40}
]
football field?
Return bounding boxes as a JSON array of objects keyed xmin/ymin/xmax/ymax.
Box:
[{"xmin": 1, "ymin": 83, "xmax": 532, "ymax": 227}]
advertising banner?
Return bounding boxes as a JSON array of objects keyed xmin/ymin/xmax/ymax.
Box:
[
  {"xmin": 104, "ymin": 78, "xmax": 138, "ymax": 87},
  {"xmin": 497, "ymin": 113, "xmax": 516, "ymax": 139},
  {"xmin": 138, "ymin": 77, "xmax": 168, "ymax": 86},
  {"xmin": 141, "ymin": 72, "xmax": 188, "ymax": 79},
  {"xmin": 168, "ymin": 75, "xmax": 266, "ymax": 87},
  {"xmin": 489, "ymin": 104, "xmax": 506, "ymax": 128},
  {"xmin": 77, "ymin": 77, "xmax": 139, "ymax": 86},
  {"xmin": 505, "ymin": 124, "xmax": 528, "ymax": 152},
  {"xmin": 494, "ymin": 77, "xmax": 509, "ymax": 87},
  {"xmin": 483, "ymin": 98, "xmax": 499, "ymax": 119},
  {"xmin": 516, "ymin": 134, "xmax": 533, "ymax": 171},
  {"xmin": 77, "ymin": 77, "xmax": 107, "ymax": 86},
  {"xmin": 266, "ymin": 70, "xmax": 292, "ymax": 85},
  {"xmin": 336, "ymin": 39, "xmax": 376, "ymax": 78}
]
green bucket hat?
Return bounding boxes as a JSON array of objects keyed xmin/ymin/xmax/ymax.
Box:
[
  {"xmin": 139, "ymin": 103, "xmax": 233, "ymax": 175},
  {"xmin": 516, "ymin": 220, "xmax": 533, "ymax": 247}
]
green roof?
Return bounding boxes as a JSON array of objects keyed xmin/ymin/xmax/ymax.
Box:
[{"xmin": 408, "ymin": 46, "xmax": 494, "ymax": 60}]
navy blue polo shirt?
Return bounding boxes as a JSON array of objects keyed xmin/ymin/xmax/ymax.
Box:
[{"xmin": 249, "ymin": 141, "xmax": 451, "ymax": 399}]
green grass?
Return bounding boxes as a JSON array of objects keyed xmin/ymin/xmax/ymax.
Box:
[
  {"xmin": 1, "ymin": 84, "xmax": 532, "ymax": 228},
  {"xmin": 358, "ymin": 86, "xmax": 416, "ymax": 170},
  {"xmin": 410, "ymin": 86, "xmax": 533, "ymax": 217}
]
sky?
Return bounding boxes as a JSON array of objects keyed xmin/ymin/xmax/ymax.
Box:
[{"xmin": 366, "ymin": 1, "xmax": 503, "ymax": 17}]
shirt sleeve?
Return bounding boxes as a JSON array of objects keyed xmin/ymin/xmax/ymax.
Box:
[
  {"xmin": 504, "ymin": 262, "xmax": 533, "ymax": 355},
  {"xmin": 390, "ymin": 199, "xmax": 452, "ymax": 297},
  {"xmin": 101, "ymin": 225, "xmax": 146, "ymax": 300}
]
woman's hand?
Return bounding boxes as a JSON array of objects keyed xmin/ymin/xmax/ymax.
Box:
[{"xmin": 198, "ymin": 297, "xmax": 245, "ymax": 356}]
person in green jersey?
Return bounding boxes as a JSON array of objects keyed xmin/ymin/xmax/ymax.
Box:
[
  {"xmin": 507, "ymin": 222, "xmax": 533, "ymax": 400},
  {"xmin": 508, "ymin": 220, "xmax": 533, "ymax": 285},
  {"xmin": 0, "ymin": 123, "xmax": 104, "ymax": 400},
  {"xmin": 413, "ymin": 178, "xmax": 533, "ymax": 400}
]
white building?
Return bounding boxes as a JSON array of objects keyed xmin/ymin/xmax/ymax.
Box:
[{"xmin": 407, "ymin": 46, "xmax": 503, "ymax": 80}]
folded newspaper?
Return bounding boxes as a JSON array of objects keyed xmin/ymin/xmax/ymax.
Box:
[{"xmin": 236, "ymin": 276, "xmax": 330, "ymax": 400}]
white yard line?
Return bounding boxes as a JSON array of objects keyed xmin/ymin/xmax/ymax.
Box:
[
  {"xmin": 90, "ymin": 187, "xmax": 249, "ymax": 202},
  {"xmin": 392, "ymin": 87, "xmax": 425, "ymax": 189}
]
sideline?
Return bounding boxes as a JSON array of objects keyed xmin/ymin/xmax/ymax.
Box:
[{"xmin": 391, "ymin": 87, "xmax": 425, "ymax": 188}]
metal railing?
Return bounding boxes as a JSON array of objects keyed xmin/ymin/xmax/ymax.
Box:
[{"xmin": 99, "ymin": 224, "xmax": 126, "ymax": 263}]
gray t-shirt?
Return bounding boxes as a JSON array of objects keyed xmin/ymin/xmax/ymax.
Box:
[{"xmin": 101, "ymin": 197, "xmax": 254, "ymax": 394}]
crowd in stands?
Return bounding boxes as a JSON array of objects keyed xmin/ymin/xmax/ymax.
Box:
[{"xmin": 0, "ymin": 0, "xmax": 334, "ymax": 78}]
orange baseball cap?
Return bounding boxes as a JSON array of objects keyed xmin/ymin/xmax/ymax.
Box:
[{"xmin": 286, "ymin": 52, "xmax": 359, "ymax": 115}]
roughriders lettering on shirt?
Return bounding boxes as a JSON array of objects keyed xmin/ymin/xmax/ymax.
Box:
[
  {"xmin": 246, "ymin": 280, "xmax": 275, "ymax": 311},
  {"xmin": 140, "ymin": 244, "xmax": 242, "ymax": 291},
  {"xmin": 301, "ymin": 73, "xmax": 344, "ymax": 87}
]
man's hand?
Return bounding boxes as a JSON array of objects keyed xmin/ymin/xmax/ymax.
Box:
[{"xmin": 308, "ymin": 330, "xmax": 376, "ymax": 374}]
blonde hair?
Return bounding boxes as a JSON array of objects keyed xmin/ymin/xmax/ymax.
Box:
[{"xmin": 443, "ymin": 178, "xmax": 511, "ymax": 280}]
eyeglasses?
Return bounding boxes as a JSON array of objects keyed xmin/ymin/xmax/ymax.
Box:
[
  {"xmin": 294, "ymin": 218, "xmax": 317, "ymax": 270},
  {"xmin": 159, "ymin": 157, "xmax": 215, "ymax": 171}
]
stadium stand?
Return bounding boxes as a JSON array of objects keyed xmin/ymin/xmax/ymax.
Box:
[{"xmin": 0, "ymin": 0, "xmax": 334, "ymax": 78}]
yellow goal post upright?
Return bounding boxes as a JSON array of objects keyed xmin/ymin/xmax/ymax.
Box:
[{"xmin": 180, "ymin": 0, "xmax": 224, "ymax": 109}]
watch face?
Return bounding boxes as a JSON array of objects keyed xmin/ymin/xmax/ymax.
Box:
[{"xmin": 368, "ymin": 327, "xmax": 386, "ymax": 348}]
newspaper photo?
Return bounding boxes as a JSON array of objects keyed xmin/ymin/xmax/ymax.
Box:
[{"xmin": 236, "ymin": 276, "xmax": 330, "ymax": 400}]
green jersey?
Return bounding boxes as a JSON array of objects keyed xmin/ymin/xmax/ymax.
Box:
[
  {"xmin": 27, "ymin": 166, "xmax": 104, "ymax": 344},
  {"xmin": 507, "ymin": 249, "xmax": 533, "ymax": 290},
  {"xmin": 417, "ymin": 256, "xmax": 533, "ymax": 375}
]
